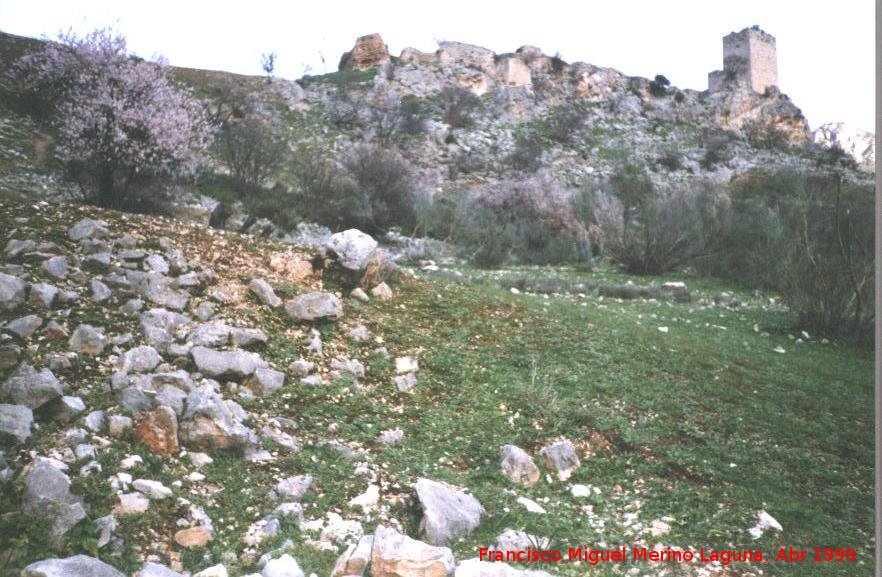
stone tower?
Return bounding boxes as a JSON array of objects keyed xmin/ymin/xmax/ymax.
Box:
[{"xmin": 708, "ymin": 26, "xmax": 778, "ymax": 93}]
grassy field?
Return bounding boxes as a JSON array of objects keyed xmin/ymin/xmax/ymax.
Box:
[{"xmin": 0, "ymin": 199, "xmax": 873, "ymax": 577}]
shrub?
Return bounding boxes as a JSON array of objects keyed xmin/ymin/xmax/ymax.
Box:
[
  {"xmin": 368, "ymin": 94, "xmax": 429, "ymax": 144},
  {"xmin": 439, "ymin": 84, "xmax": 482, "ymax": 128},
  {"xmin": 11, "ymin": 29, "xmax": 214, "ymax": 212},
  {"xmin": 457, "ymin": 175, "xmax": 590, "ymax": 267},
  {"xmin": 649, "ymin": 74, "xmax": 670, "ymax": 97},
  {"xmin": 544, "ymin": 104, "xmax": 587, "ymax": 144},
  {"xmin": 656, "ymin": 148, "xmax": 684, "ymax": 171},
  {"xmin": 507, "ymin": 132, "xmax": 544, "ymax": 172},
  {"xmin": 291, "ymin": 143, "xmax": 418, "ymax": 234},
  {"xmin": 588, "ymin": 164, "xmax": 721, "ymax": 274},
  {"xmin": 700, "ymin": 128, "xmax": 738, "ymax": 168},
  {"xmin": 215, "ymin": 99, "xmax": 287, "ymax": 196},
  {"xmin": 707, "ymin": 169, "xmax": 874, "ymax": 340}
]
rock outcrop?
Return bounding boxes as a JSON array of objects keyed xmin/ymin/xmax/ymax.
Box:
[{"xmin": 339, "ymin": 33, "xmax": 391, "ymax": 71}]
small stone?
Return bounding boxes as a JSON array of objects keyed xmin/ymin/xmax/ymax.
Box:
[
  {"xmin": 414, "ymin": 478, "xmax": 484, "ymax": 546},
  {"xmin": 249, "ymin": 279, "xmax": 282, "ymax": 308},
  {"xmin": 348, "ymin": 325, "xmax": 370, "ymax": 342},
  {"xmin": 1, "ymin": 364, "xmax": 63, "ymax": 409},
  {"xmin": 175, "ymin": 526, "xmax": 213, "ymax": 548},
  {"xmin": 132, "ymin": 478, "xmax": 173, "ymax": 499},
  {"xmin": 108, "ymin": 415, "xmax": 134, "ymax": 437},
  {"xmin": 123, "ymin": 346, "xmax": 161, "ymax": 373},
  {"xmin": 82, "ymin": 410, "xmax": 105, "ymax": 433},
  {"xmin": 68, "ymin": 218, "xmax": 109, "ymax": 241},
  {"xmin": 68, "ymin": 324, "xmax": 107, "ymax": 355},
  {"xmin": 145, "ymin": 254, "xmax": 170, "ymax": 274},
  {"xmin": 273, "ymin": 475, "xmax": 313, "ymax": 501},
  {"xmin": 350, "ymin": 288, "xmax": 369, "ymax": 303},
  {"xmin": 42, "ymin": 256, "xmax": 69, "ymax": 280},
  {"xmin": 23, "ymin": 555, "xmax": 124, "ymax": 577},
  {"xmin": 262, "ymin": 554, "xmax": 304, "ymax": 577},
  {"xmin": 29, "ymin": 282, "xmax": 59, "ymax": 308},
  {"xmin": 193, "ymin": 301, "xmax": 215, "ymax": 321},
  {"xmin": 52, "ymin": 396, "xmax": 86, "ymax": 424},
  {"xmin": 285, "ymin": 292, "xmax": 343, "ymax": 322},
  {"xmin": 231, "ymin": 327, "xmax": 268, "ymax": 348},
  {"xmin": 371, "ymin": 282, "xmax": 393, "ymax": 300},
  {"xmin": 120, "ymin": 298, "xmax": 144, "ymax": 316},
  {"xmin": 91, "ymin": 280, "xmax": 112, "ymax": 302},
  {"xmin": 539, "ymin": 439, "xmax": 580, "ymax": 481},
  {"xmin": 244, "ymin": 368, "xmax": 285, "ymax": 397},
  {"xmin": 0, "ymin": 344, "xmax": 21, "ymax": 370},
  {"xmin": 5, "ymin": 315, "xmax": 43, "ymax": 339},
  {"xmin": 500, "ymin": 445, "xmax": 540, "ymax": 487},
  {"xmin": 288, "ymin": 359, "xmax": 314, "ymax": 377},
  {"xmin": 395, "ymin": 356, "xmax": 419, "ymax": 374},
  {"xmin": 134, "ymin": 406, "xmax": 179, "ymax": 456},
  {"xmin": 0, "ymin": 272, "xmax": 27, "ymax": 311},
  {"xmin": 0, "ymin": 403, "xmax": 33, "ymax": 444},
  {"xmin": 378, "ymin": 428, "xmax": 404, "ymax": 445},
  {"xmin": 516, "ymin": 496, "xmax": 546, "ymax": 514},
  {"xmin": 120, "ymin": 454, "xmax": 143, "ymax": 470},
  {"xmin": 393, "ymin": 372, "xmax": 417, "ymax": 392}
]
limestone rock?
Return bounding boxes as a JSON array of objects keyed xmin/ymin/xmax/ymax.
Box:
[
  {"xmin": 113, "ymin": 492, "xmax": 150, "ymax": 515},
  {"xmin": 123, "ymin": 346, "xmax": 161, "ymax": 373},
  {"xmin": 22, "ymin": 555, "xmax": 124, "ymax": 577},
  {"xmin": 193, "ymin": 564, "xmax": 226, "ymax": 577},
  {"xmin": 231, "ymin": 327, "xmax": 267, "ymax": 348},
  {"xmin": 0, "ymin": 403, "xmax": 33, "ymax": 444},
  {"xmin": 140, "ymin": 308, "xmax": 190, "ymax": 350},
  {"xmin": 68, "ymin": 218, "xmax": 109, "ymax": 241},
  {"xmin": 51, "ymin": 395, "xmax": 86, "ymax": 424},
  {"xmin": 539, "ymin": 439, "xmax": 580, "ymax": 480},
  {"xmin": 500, "ymin": 445, "xmax": 540, "ymax": 487},
  {"xmin": 273, "ymin": 474, "xmax": 313, "ymax": 501},
  {"xmin": 339, "ymin": 33, "xmax": 391, "ymax": 71},
  {"xmin": 261, "ymin": 554, "xmax": 304, "ymax": 577},
  {"xmin": 0, "ymin": 272, "xmax": 27, "ymax": 310},
  {"xmin": 285, "ymin": 292, "xmax": 343, "ymax": 322},
  {"xmin": 249, "ymin": 279, "xmax": 282, "ymax": 308},
  {"xmin": 90, "ymin": 279, "xmax": 112, "ymax": 302},
  {"xmin": 179, "ymin": 386, "xmax": 256, "ymax": 450},
  {"xmin": 134, "ymin": 406, "xmax": 179, "ymax": 456},
  {"xmin": 331, "ymin": 535, "xmax": 373, "ymax": 577},
  {"xmin": 191, "ymin": 320, "xmax": 232, "ymax": 347},
  {"xmin": 191, "ymin": 346, "xmax": 266, "ymax": 379},
  {"xmin": 371, "ymin": 282, "xmax": 393, "ymax": 300},
  {"xmin": 132, "ymin": 478, "xmax": 173, "ymax": 499},
  {"xmin": 23, "ymin": 459, "xmax": 87, "ymax": 547},
  {"xmin": 350, "ymin": 288, "xmax": 369, "ymax": 303},
  {"xmin": 29, "ymin": 282, "xmax": 59, "ymax": 308},
  {"xmin": 244, "ymin": 368, "xmax": 285, "ymax": 397},
  {"xmin": 414, "ymin": 478, "xmax": 484, "ymax": 546},
  {"xmin": 68, "ymin": 324, "xmax": 107, "ymax": 355},
  {"xmin": 42, "ymin": 256, "xmax": 69, "ymax": 280},
  {"xmin": 371, "ymin": 525, "xmax": 455, "ymax": 577},
  {"xmin": 325, "ymin": 229, "xmax": 379, "ymax": 271},
  {"xmin": 5, "ymin": 314, "xmax": 43, "ymax": 339},
  {"xmin": 136, "ymin": 562, "xmax": 184, "ymax": 577},
  {"xmin": 174, "ymin": 526, "xmax": 212, "ymax": 548},
  {"xmin": 1, "ymin": 364, "xmax": 63, "ymax": 409}
]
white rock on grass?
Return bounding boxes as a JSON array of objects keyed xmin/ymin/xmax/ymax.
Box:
[
  {"xmin": 132, "ymin": 479, "xmax": 173, "ymax": 499},
  {"xmin": 261, "ymin": 554, "xmax": 304, "ymax": 577},
  {"xmin": 23, "ymin": 555, "xmax": 124, "ymax": 577},
  {"xmin": 193, "ymin": 565, "xmax": 228, "ymax": 577},
  {"xmin": 500, "ymin": 445, "xmax": 540, "ymax": 487},
  {"xmin": 516, "ymin": 496, "xmax": 546, "ymax": 514},
  {"xmin": 748, "ymin": 509, "xmax": 783, "ymax": 539},
  {"xmin": 539, "ymin": 439, "xmax": 580, "ymax": 481},
  {"xmin": 414, "ymin": 478, "xmax": 484, "ymax": 546},
  {"xmin": 371, "ymin": 525, "xmax": 455, "ymax": 577}
]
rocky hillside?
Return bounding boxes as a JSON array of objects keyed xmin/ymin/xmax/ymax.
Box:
[{"xmin": 0, "ymin": 30, "xmax": 872, "ymax": 231}]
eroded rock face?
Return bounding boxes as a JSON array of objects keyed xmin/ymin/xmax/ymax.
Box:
[
  {"xmin": 414, "ymin": 478, "xmax": 484, "ymax": 546},
  {"xmin": 331, "ymin": 535, "xmax": 373, "ymax": 577},
  {"xmin": 372, "ymin": 525, "xmax": 455, "ymax": 577},
  {"xmin": 23, "ymin": 555, "xmax": 124, "ymax": 577},
  {"xmin": 339, "ymin": 33, "xmax": 391, "ymax": 71}
]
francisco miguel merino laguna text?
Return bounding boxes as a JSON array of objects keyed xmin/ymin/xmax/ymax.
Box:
[{"xmin": 479, "ymin": 546, "xmax": 764, "ymax": 566}]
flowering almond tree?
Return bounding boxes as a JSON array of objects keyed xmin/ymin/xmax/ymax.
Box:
[{"xmin": 13, "ymin": 29, "xmax": 215, "ymax": 210}]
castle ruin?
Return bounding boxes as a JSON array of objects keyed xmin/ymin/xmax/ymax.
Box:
[{"xmin": 708, "ymin": 26, "xmax": 778, "ymax": 93}]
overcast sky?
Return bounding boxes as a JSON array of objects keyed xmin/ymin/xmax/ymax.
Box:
[{"xmin": 0, "ymin": 0, "xmax": 874, "ymax": 131}]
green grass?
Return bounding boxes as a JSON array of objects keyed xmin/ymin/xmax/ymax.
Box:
[{"xmin": 0, "ymin": 198, "xmax": 872, "ymax": 577}]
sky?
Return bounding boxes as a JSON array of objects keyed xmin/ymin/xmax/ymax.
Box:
[{"xmin": 0, "ymin": 0, "xmax": 874, "ymax": 132}]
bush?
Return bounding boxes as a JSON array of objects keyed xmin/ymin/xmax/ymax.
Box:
[
  {"xmin": 291, "ymin": 143, "xmax": 418, "ymax": 234},
  {"xmin": 507, "ymin": 132, "xmax": 544, "ymax": 172},
  {"xmin": 649, "ymin": 74, "xmax": 670, "ymax": 97},
  {"xmin": 439, "ymin": 84, "xmax": 482, "ymax": 128},
  {"xmin": 587, "ymin": 163, "xmax": 721, "ymax": 274},
  {"xmin": 11, "ymin": 29, "xmax": 214, "ymax": 212},
  {"xmin": 368, "ymin": 94, "xmax": 429, "ymax": 144},
  {"xmin": 706, "ymin": 169, "xmax": 874, "ymax": 340},
  {"xmin": 700, "ymin": 128, "xmax": 738, "ymax": 168},
  {"xmin": 544, "ymin": 104, "xmax": 587, "ymax": 144},
  {"xmin": 455, "ymin": 175, "xmax": 590, "ymax": 267},
  {"xmin": 215, "ymin": 99, "xmax": 287, "ymax": 196}
]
